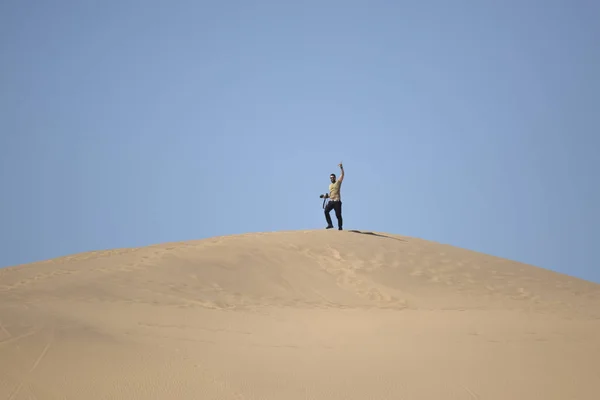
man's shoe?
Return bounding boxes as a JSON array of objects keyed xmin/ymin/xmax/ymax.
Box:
[
  {"xmin": 338, "ymin": 227, "xmax": 343, "ymax": 230},
  {"xmin": 325, "ymin": 225, "xmax": 334, "ymax": 229}
]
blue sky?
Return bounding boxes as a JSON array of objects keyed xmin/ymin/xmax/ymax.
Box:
[{"xmin": 1, "ymin": 0, "xmax": 598, "ymax": 283}]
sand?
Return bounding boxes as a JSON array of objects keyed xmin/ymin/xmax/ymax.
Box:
[{"xmin": 1, "ymin": 229, "xmax": 599, "ymax": 399}]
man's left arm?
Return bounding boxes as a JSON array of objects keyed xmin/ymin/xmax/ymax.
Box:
[{"xmin": 338, "ymin": 162, "xmax": 344, "ymax": 182}]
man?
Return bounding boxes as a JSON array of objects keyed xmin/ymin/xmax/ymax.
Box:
[{"xmin": 320, "ymin": 162, "xmax": 344, "ymax": 230}]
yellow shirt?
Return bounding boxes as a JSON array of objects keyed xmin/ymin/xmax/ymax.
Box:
[{"xmin": 329, "ymin": 180, "xmax": 342, "ymax": 201}]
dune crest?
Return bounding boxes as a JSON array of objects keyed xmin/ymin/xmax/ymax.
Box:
[{"xmin": 1, "ymin": 230, "xmax": 599, "ymax": 399}]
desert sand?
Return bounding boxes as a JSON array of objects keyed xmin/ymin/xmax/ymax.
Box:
[{"xmin": 1, "ymin": 229, "xmax": 599, "ymax": 399}]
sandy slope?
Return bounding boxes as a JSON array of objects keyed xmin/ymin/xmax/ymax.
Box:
[{"xmin": 1, "ymin": 229, "xmax": 599, "ymax": 399}]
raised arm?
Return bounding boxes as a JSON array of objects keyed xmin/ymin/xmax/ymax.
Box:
[{"xmin": 338, "ymin": 162, "xmax": 344, "ymax": 182}]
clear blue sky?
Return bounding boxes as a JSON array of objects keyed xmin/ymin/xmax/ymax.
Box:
[{"xmin": 1, "ymin": 1, "xmax": 598, "ymax": 283}]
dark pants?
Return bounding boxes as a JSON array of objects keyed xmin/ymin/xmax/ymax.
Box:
[{"xmin": 325, "ymin": 200, "xmax": 343, "ymax": 229}]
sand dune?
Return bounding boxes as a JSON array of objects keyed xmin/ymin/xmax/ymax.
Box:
[{"xmin": 1, "ymin": 229, "xmax": 599, "ymax": 399}]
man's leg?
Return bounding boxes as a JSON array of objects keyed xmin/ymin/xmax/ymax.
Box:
[
  {"xmin": 334, "ymin": 201, "xmax": 343, "ymax": 230},
  {"xmin": 324, "ymin": 201, "xmax": 334, "ymax": 228}
]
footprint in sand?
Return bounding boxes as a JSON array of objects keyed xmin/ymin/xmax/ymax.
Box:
[{"xmin": 328, "ymin": 247, "xmax": 343, "ymax": 261}]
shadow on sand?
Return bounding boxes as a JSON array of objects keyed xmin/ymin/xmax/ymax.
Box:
[{"xmin": 347, "ymin": 230, "xmax": 407, "ymax": 242}]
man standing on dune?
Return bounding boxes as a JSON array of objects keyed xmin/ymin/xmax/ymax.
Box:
[{"xmin": 321, "ymin": 162, "xmax": 344, "ymax": 230}]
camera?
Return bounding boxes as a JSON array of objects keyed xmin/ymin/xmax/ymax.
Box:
[{"xmin": 319, "ymin": 193, "xmax": 329, "ymax": 199}]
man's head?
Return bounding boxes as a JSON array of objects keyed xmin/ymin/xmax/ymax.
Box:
[{"xmin": 330, "ymin": 173, "xmax": 336, "ymax": 183}]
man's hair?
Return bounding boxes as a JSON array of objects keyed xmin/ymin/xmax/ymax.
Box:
[{"xmin": 330, "ymin": 173, "xmax": 336, "ymax": 178}]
